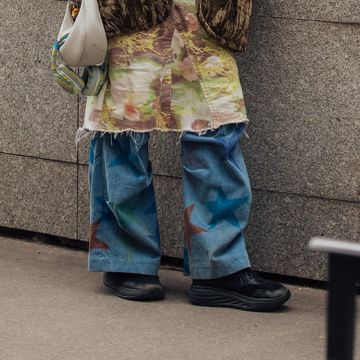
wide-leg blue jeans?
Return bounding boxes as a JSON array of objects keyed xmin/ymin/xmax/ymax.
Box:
[{"xmin": 87, "ymin": 123, "xmax": 252, "ymax": 279}]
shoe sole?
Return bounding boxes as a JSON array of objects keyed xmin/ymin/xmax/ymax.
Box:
[
  {"xmin": 104, "ymin": 280, "xmax": 165, "ymax": 301},
  {"xmin": 189, "ymin": 286, "xmax": 291, "ymax": 311}
]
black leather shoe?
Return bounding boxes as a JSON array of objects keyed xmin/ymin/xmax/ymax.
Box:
[
  {"xmin": 189, "ymin": 268, "xmax": 291, "ymax": 311},
  {"xmin": 103, "ymin": 272, "xmax": 165, "ymax": 301}
]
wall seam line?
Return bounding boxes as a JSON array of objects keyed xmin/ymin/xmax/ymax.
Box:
[
  {"xmin": 253, "ymin": 14, "xmax": 360, "ymax": 27},
  {"xmin": 151, "ymin": 173, "xmax": 360, "ymax": 205}
]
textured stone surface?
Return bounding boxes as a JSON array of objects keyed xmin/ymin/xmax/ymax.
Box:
[
  {"xmin": 149, "ymin": 132, "xmax": 182, "ymax": 177},
  {"xmin": 253, "ymin": 0, "xmax": 360, "ymax": 23},
  {"xmin": 0, "ymin": 153, "xmax": 77, "ymax": 239},
  {"xmin": 238, "ymin": 18, "xmax": 360, "ymax": 202},
  {"xmin": 153, "ymin": 175, "xmax": 185, "ymax": 258},
  {"xmin": 78, "ymin": 165, "xmax": 89, "ymax": 242},
  {"xmin": 78, "ymin": 138, "xmax": 90, "ymax": 166},
  {"xmin": 246, "ymin": 191, "xmax": 360, "ymax": 281},
  {"xmin": 0, "ymin": 0, "xmax": 78, "ymax": 162},
  {"xmin": 240, "ymin": 17, "xmax": 360, "ymax": 131}
]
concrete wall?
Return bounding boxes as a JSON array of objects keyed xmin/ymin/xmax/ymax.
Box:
[{"xmin": 0, "ymin": 0, "xmax": 359, "ymax": 281}]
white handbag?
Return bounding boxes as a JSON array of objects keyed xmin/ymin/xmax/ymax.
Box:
[{"xmin": 58, "ymin": 0, "xmax": 108, "ymax": 67}]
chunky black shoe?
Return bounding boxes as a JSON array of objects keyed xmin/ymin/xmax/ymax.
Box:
[
  {"xmin": 189, "ymin": 268, "xmax": 291, "ymax": 311},
  {"xmin": 103, "ymin": 272, "xmax": 165, "ymax": 301}
]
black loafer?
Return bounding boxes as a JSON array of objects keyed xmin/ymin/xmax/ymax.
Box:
[
  {"xmin": 189, "ymin": 268, "xmax": 291, "ymax": 311},
  {"xmin": 103, "ymin": 272, "xmax": 165, "ymax": 301}
]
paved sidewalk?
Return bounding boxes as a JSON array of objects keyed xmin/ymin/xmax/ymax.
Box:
[{"xmin": 0, "ymin": 235, "xmax": 359, "ymax": 360}]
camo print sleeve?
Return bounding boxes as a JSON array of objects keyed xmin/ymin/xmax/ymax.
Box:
[
  {"xmin": 195, "ymin": 0, "xmax": 252, "ymax": 53},
  {"xmin": 69, "ymin": 0, "xmax": 173, "ymax": 37}
]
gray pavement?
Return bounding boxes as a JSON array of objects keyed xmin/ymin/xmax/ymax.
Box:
[{"xmin": 0, "ymin": 235, "xmax": 359, "ymax": 360}]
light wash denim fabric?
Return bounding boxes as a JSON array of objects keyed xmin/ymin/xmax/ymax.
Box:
[{"xmin": 87, "ymin": 123, "xmax": 252, "ymax": 279}]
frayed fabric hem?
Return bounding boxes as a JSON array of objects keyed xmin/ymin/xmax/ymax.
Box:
[
  {"xmin": 75, "ymin": 127, "xmax": 149, "ymax": 150},
  {"xmin": 75, "ymin": 119, "xmax": 250, "ymax": 149},
  {"xmin": 75, "ymin": 128, "xmax": 96, "ymax": 149}
]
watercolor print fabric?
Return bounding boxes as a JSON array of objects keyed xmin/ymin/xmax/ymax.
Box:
[{"xmin": 79, "ymin": 0, "xmax": 248, "ymax": 137}]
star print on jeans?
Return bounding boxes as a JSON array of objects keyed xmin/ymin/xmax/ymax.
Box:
[
  {"xmin": 217, "ymin": 130, "xmax": 241, "ymax": 162},
  {"xmin": 110, "ymin": 200, "xmax": 138, "ymax": 229},
  {"xmin": 184, "ymin": 204, "xmax": 207, "ymax": 254},
  {"xmin": 108, "ymin": 155, "xmax": 127, "ymax": 168},
  {"xmin": 89, "ymin": 220, "xmax": 110, "ymax": 250},
  {"xmin": 89, "ymin": 196, "xmax": 114, "ymax": 250},
  {"xmin": 144, "ymin": 200, "xmax": 161, "ymax": 243},
  {"xmin": 93, "ymin": 196, "xmax": 114, "ymax": 222},
  {"xmin": 108, "ymin": 193, "xmax": 160, "ymax": 243},
  {"xmin": 204, "ymin": 187, "xmax": 249, "ymax": 229}
]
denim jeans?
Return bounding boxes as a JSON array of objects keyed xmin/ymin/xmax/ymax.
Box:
[{"xmin": 87, "ymin": 123, "xmax": 252, "ymax": 279}]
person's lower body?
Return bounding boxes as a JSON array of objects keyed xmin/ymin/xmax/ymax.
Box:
[{"xmin": 87, "ymin": 123, "xmax": 290, "ymax": 309}]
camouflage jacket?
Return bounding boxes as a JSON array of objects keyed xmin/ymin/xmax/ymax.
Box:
[{"xmin": 69, "ymin": 0, "xmax": 252, "ymax": 52}]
